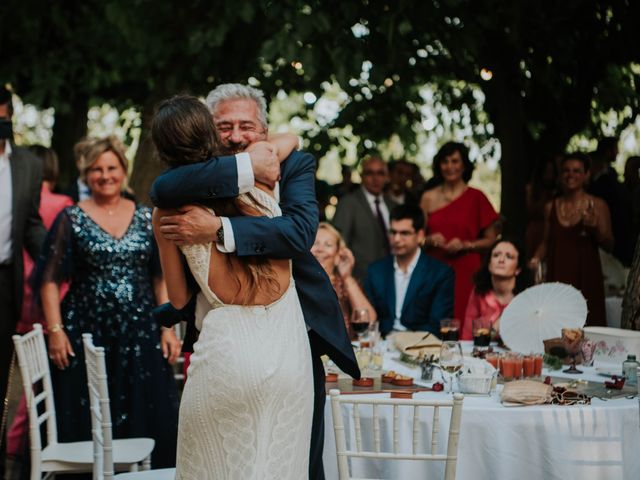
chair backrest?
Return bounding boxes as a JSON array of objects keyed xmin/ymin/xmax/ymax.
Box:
[
  {"xmin": 83, "ymin": 333, "xmax": 114, "ymax": 480},
  {"xmin": 329, "ymin": 390, "xmax": 464, "ymax": 480},
  {"xmin": 12, "ymin": 324, "xmax": 59, "ymax": 478}
]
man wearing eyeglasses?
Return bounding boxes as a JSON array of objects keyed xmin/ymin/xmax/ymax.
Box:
[
  {"xmin": 332, "ymin": 157, "xmax": 396, "ymax": 282},
  {"xmin": 365, "ymin": 204, "xmax": 454, "ymax": 336},
  {"xmin": 150, "ymin": 83, "xmax": 359, "ymax": 480}
]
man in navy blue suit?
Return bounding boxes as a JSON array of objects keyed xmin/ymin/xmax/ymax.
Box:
[
  {"xmin": 365, "ymin": 204, "xmax": 454, "ymax": 336},
  {"xmin": 150, "ymin": 83, "xmax": 359, "ymax": 479}
]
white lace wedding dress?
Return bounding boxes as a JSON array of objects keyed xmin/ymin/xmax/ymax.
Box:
[{"xmin": 175, "ymin": 189, "xmax": 313, "ymax": 480}]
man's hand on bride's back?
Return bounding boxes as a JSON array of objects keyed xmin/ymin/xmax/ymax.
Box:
[
  {"xmin": 158, "ymin": 205, "xmax": 221, "ymax": 246},
  {"xmin": 247, "ymin": 141, "xmax": 281, "ymax": 189}
]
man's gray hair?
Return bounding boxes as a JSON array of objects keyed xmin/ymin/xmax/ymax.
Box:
[{"xmin": 205, "ymin": 83, "xmax": 268, "ymax": 129}]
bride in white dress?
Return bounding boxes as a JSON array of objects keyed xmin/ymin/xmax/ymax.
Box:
[{"xmin": 151, "ymin": 95, "xmax": 313, "ymax": 479}]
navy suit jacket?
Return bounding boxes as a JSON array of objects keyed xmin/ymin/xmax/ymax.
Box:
[
  {"xmin": 365, "ymin": 252, "xmax": 454, "ymax": 336},
  {"xmin": 150, "ymin": 150, "xmax": 359, "ymax": 379}
]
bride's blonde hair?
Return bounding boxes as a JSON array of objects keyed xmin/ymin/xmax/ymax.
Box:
[{"xmin": 152, "ymin": 94, "xmax": 280, "ymax": 304}]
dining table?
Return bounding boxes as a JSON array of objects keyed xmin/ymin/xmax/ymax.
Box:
[{"xmin": 322, "ymin": 342, "xmax": 640, "ymax": 480}]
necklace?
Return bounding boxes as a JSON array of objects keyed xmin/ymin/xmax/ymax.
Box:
[
  {"xmin": 95, "ymin": 197, "xmax": 121, "ymax": 216},
  {"xmin": 557, "ymin": 196, "xmax": 588, "ymax": 225}
]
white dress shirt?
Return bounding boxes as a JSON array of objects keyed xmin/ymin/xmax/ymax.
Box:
[
  {"xmin": 362, "ymin": 187, "xmax": 390, "ymax": 230},
  {"xmin": 392, "ymin": 249, "xmax": 421, "ymax": 331},
  {"xmin": 0, "ymin": 141, "xmax": 13, "ymax": 263},
  {"xmin": 77, "ymin": 177, "xmax": 91, "ymax": 201},
  {"xmin": 217, "ymin": 152, "xmax": 255, "ymax": 253}
]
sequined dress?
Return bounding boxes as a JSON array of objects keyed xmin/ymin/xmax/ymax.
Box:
[
  {"xmin": 175, "ymin": 188, "xmax": 313, "ymax": 479},
  {"xmin": 37, "ymin": 204, "xmax": 179, "ymax": 467}
]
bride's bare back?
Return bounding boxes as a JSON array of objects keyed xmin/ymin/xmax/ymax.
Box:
[
  {"xmin": 208, "ymin": 253, "xmax": 290, "ymax": 306},
  {"xmin": 207, "ymin": 182, "xmax": 290, "ymax": 306}
]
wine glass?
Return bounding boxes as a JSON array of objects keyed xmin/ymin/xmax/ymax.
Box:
[
  {"xmin": 351, "ymin": 308, "xmax": 371, "ymax": 343},
  {"xmin": 561, "ymin": 328, "xmax": 584, "ymax": 374},
  {"xmin": 578, "ymin": 199, "xmax": 594, "ymax": 237},
  {"xmin": 439, "ymin": 341, "xmax": 464, "ymax": 394}
]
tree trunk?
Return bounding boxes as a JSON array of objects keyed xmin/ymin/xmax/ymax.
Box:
[
  {"xmin": 485, "ymin": 69, "xmax": 528, "ymax": 242},
  {"xmin": 51, "ymin": 94, "xmax": 89, "ymax": 189},
  {"xmin": 129, "ymin": 95, "xmax": 166, "ymax": 205}
]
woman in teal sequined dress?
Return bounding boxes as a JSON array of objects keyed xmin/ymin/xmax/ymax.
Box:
[{"xmin": 37, "ymin": 136, "xmax": 180, "ymax": 468}]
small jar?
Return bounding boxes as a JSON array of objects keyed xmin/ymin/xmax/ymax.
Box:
[{"xmin": 622, "ymin": 354, "xmax": 639, "ymax": 386}]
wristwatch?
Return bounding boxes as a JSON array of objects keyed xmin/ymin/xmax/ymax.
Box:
[{"xmin": 216, "ymin": 224, "xmax": 224, "ymax": 244}]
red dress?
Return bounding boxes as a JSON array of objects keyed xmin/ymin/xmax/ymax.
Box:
[
  {"xmin": 425, "ymin": 187, "xmax": 498, "ymax": 331},
  {"xmin": 545, "ymin": 200, "xmax": 606, "ymax": 326}
]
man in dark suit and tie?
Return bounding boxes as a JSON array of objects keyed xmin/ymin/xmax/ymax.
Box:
[
  {"xmin": 332, "ymin": 156, "xmax": 396, "ymax": 282},
  {"xmin": 150, "ymin": 83, "xmax": 359, "ymax": 479},
  {"xmin": 0, "ymin": 86, "xmax": 47, "ymax": 422},
  {"xmin": 365, "ymin": 204, "xmax": 454, "ymax": 336}
]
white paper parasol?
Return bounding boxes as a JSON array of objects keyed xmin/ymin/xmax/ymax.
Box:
[{"xmin": 500, "ymin": 282, "xmax": 587, "ymax": 354}]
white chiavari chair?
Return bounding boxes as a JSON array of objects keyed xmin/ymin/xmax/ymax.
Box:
[
  {"xmin": 82, "ymin": 333, "xmax": 155, "ymax": 479},
  {"xmin": 329, "ymin": 389, "xmax": 464, "ymax": 480},
  {"xmin": 13, "ymin": 324, "xmax": 92, "ymax": 479}
]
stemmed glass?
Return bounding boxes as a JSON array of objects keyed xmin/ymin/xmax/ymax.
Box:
[
  {"xmin": 439, "ymin": 341, "xmax": 464, "ymax": 394},
  {"xmin": 578, "ymin": 199, "xmax": 595, "ymax": 237},
  {"xmin": 351, "ymin": 308, "xmax": 371, "ymax": 343},
  {"xmin": 561, "ymin": 328, "xmax": 584, "ymax": 374}
]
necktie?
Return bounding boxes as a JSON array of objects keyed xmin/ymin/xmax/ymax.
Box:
[{"xmin": 374, "ymin": 197, "xmax": 390, "ymax": 254}]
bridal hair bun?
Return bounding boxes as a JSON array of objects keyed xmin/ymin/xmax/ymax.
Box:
[{"xmin": 152, "ymin": 95, "xmax": 217, "ymax": 168}]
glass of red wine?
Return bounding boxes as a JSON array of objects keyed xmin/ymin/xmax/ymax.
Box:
[
  {"xmin": 351, "ymin": 308, "xmax": 371, "ymax": 343},
  {"xmin": 439, "ymin": 318, "xmax": 460, "ymax": 341}
]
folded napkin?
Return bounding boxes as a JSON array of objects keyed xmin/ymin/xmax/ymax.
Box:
[
  {"xmin": 500, "ymin": 380, "xmax": 553, "ymax": 405},
  {"xmin": 392, "ymin": 331, "xmax": 443, "ymax": 360}
]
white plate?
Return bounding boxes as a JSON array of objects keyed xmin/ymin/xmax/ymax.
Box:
[{"xmin": 595, "ymin": 367, "xmax": 622, "ymax": 377}]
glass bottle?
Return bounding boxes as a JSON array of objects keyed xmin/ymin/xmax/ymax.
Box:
[{"xmin": 622, "ymin": 354, "xmax": 639, "ymax": 386}]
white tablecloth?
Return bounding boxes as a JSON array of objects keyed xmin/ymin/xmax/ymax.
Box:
[{"xmin": 323, "ymin": 351, "xmax": 640, "ymax": 480}]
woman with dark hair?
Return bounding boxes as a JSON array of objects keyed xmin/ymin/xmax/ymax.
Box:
[
  {"xmin": 461, "ymin": 239, "xmax": 532, "ymax": 340},
  {"xmin": 420, "ymin": 141, "xmax": 499, "ymax": 330},
  {"xmin": 150, "ymin": 95, "xmax": 312, "ymax": 478},
  {"xmin": 531, "ymin": 152, "xmax": 613, "ymax": 326}
]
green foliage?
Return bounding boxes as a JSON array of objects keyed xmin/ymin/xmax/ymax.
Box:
[{"xmin": 2, "ymin": 0, "xmax": 639, "ymax": 215}]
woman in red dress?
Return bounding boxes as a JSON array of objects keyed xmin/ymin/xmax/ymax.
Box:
[
  {"xmin": 531, "ymin": 153, "xmax": 613, "ymax": 326},
  {"xmin": 420, "ymin": 142, "xmax": 499, "ymax": 332}
]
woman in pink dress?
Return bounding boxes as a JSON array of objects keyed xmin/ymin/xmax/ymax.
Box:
[
  {"xmin": 420, "ymin": 142, "xmax": 499, "ymax": 331},
  {"xmin": 461, "ymin": 239, "xmax": 533, "ymax": 340},
  {"xmin": 19, "ymin": 146, "xmax": 74, "ymax": 333}
]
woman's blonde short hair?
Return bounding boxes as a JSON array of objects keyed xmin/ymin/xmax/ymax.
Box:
[
  {"xmin": 317, "ymin": 222, "xmax": 346, "ymax": 250},
  {"xmin": 75, "ymin": 136, "xmax": 130, "ymax": 189}
]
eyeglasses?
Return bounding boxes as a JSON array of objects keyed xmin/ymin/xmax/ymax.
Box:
[
  {"xmin": 216, "ymin": 122, "xmax": 264, "ymax": 135},
  {"xmin": 389, "ymin": 229, "xmax": 417, "ymax": 237}
]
